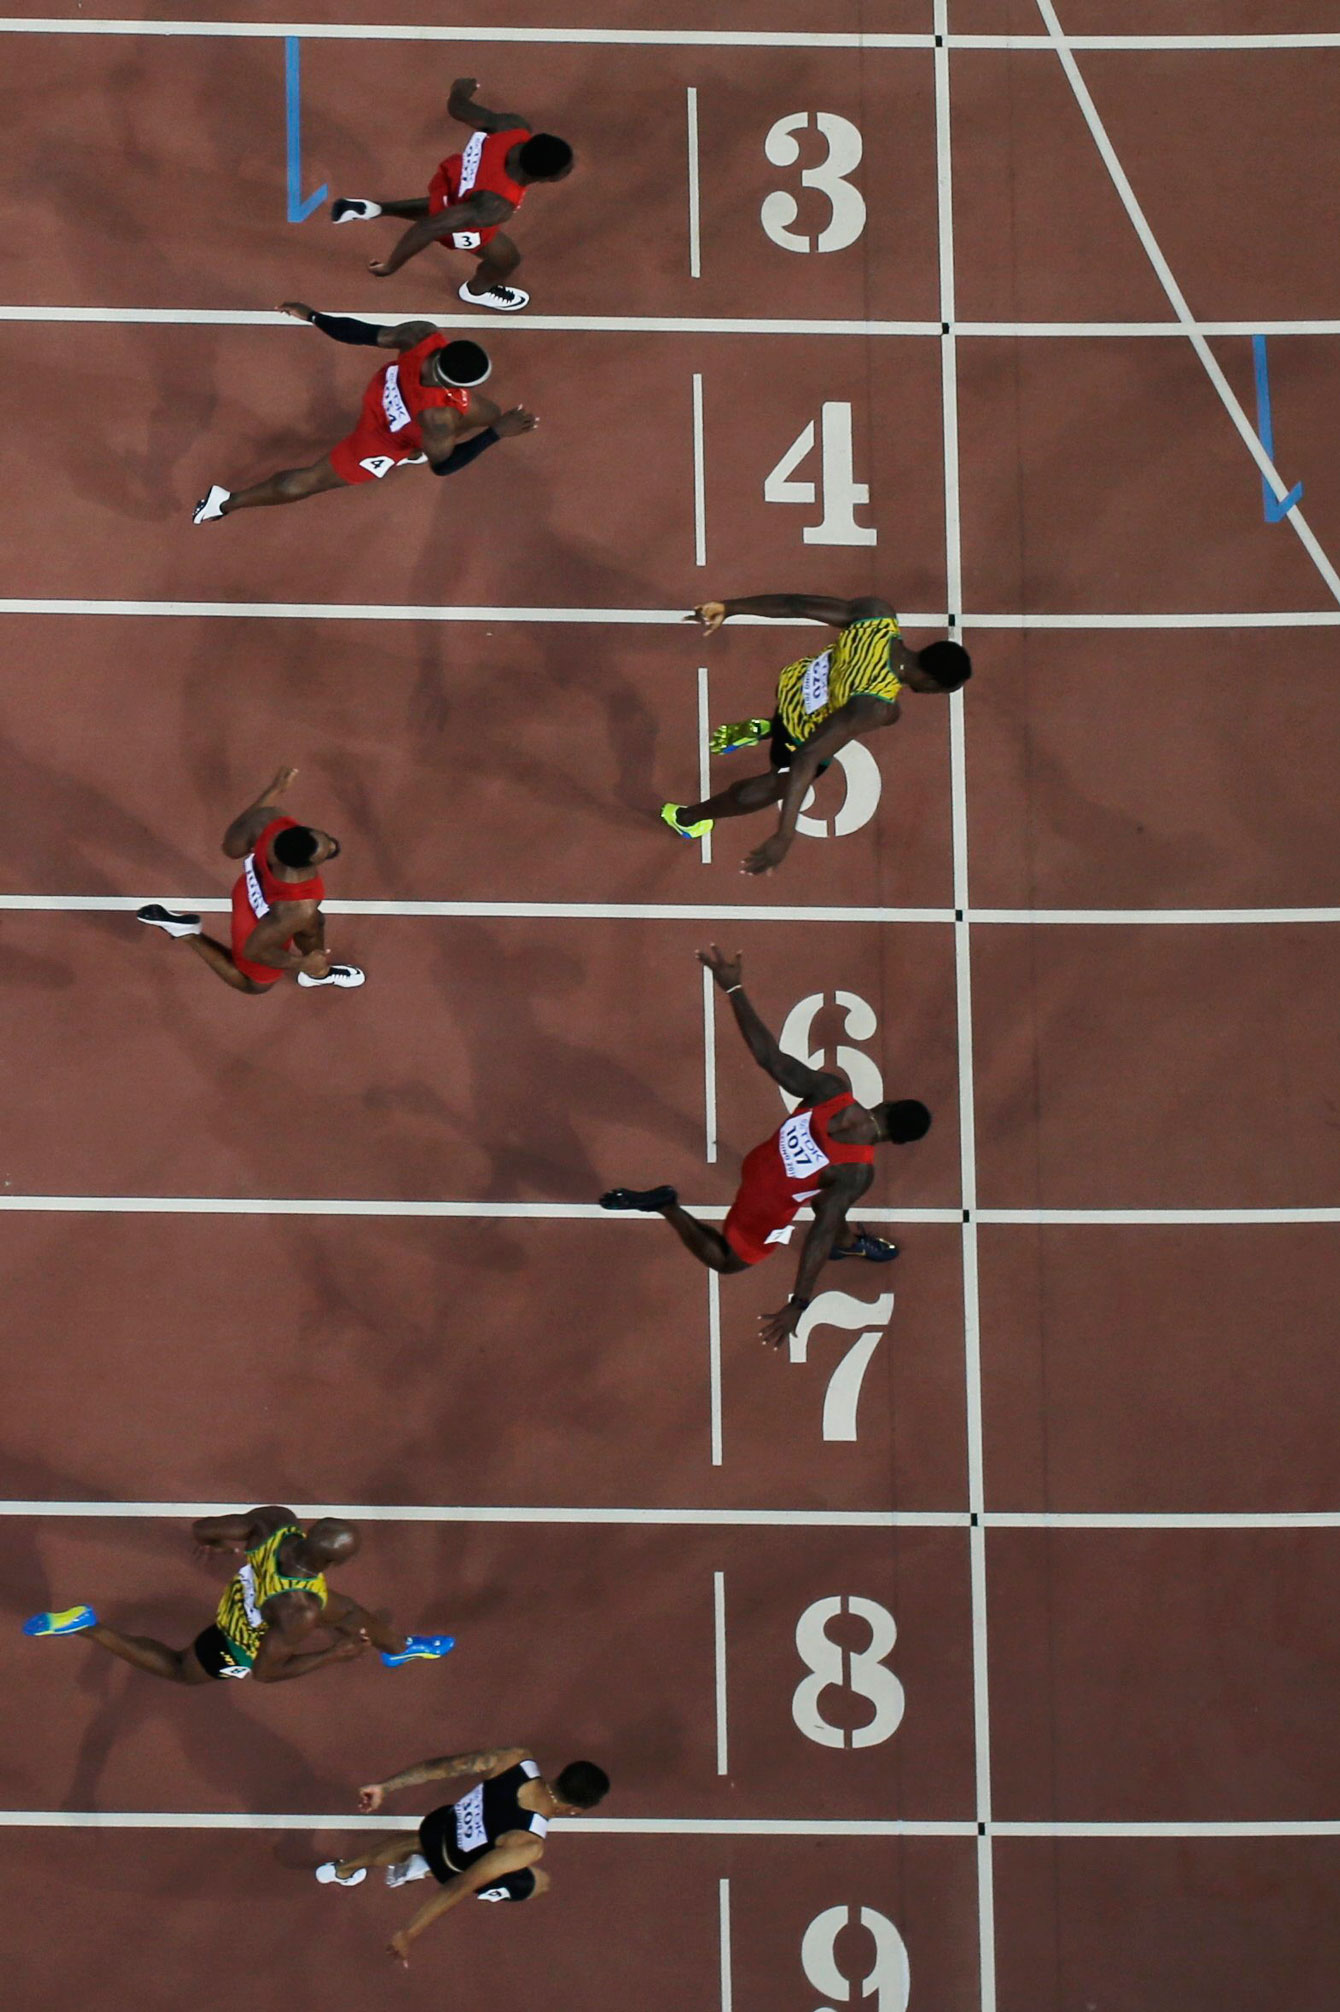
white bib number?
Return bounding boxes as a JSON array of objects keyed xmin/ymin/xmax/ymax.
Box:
[
  {"xmin": 454, "ymin": 1785, "xmax": 488, "ymax": 1855},
  {"xmin": 792, "ymin": 1595, "xmax": 905, "ymax": 1749},
  {"xmin": 235, "ymin": 1562, "xmax": 264, "ymax": 1631},
  {"xmin": 777, "ymin": 1110, "xmax": 831, "ymax": 1182},
  {"xmin": 381, "ymin": 364, "xmax": 412, "ymax": 434},
  {"xmin": 359, "ymin": 454, "xmax": 398, "ymax": 479}
]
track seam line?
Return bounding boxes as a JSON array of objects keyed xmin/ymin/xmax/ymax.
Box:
[
  {"xmin": 2, "ymin": 22, "xmax": 1340, "ymax": 48},
  {"xmin": 8, "ymin": 1503, "xmax": 1340, "ymax": 1527}
]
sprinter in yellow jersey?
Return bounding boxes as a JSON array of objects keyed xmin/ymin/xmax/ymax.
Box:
[
  {"xmin": 23, "ymin": 1504, "xmax": 453, "ymax": 1684},
  {"xmin": 662, "ymin": 592, "xmax": 972, "ymax": 876}
]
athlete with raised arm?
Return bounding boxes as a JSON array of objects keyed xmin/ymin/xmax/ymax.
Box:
[
  {"xmin": 192, "ymin": 304, "xmax": 535, "ymax": 522},
  {"xmin": 332, "ymin": 76, "xmax": 575, "ymax": 313},
  {"xmin": 315, "ymin": 1745, "xmax": 610, "ymax": 1966},
  {"xmin": 22, "ymin": 1504, "xmax": 453, "ymax": 1684},
  {"xmin": 600, "ymin": 947, "xmax": 932, "ymax": 1349},
  {"xmin": 661, "ymin": 592, "xmax": 972, "ymax": 875},
  {"xmin": 136, "ymin": 766, "xmax": 363, "ymax": 993}
]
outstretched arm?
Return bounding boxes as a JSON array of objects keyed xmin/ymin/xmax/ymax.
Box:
[
  {"xmin": 358, "ymin": 1747, "xmax": 532, "ymax": 1810},
  {"xmin": 698, "ymin": 948, "xmax": 844, "ymax": 1102},
  {"xmin": 759, "ymin": 1166, "xmax": 871, "ymax": 1349},
  {"xmin": 389, "ymin": 1840, "xmax": 543, "ymax": 1965},
  {"xmin": 191, "ymin": 1505, "xmax": 296, "ymax": 1552},
  {"xmin": 220, "ymin": 768, "xmax": 299, "ymax": 859},
  {"xmin": 692, "ymin": 593, "xmax": 895, "ymax": 632},
  {"xmin": 448, "ymin": 76, "xmax": 528, "ymax": 134}
]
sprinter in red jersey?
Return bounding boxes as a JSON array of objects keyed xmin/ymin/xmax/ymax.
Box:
[
  {"xmin": 192, "ymin": 306, "xmax": 536, "ymax": 522},
  {"xmin": 136, "ymin": 767, "xmax": 364, "ymax": 994},
  {"xmin": 332, "ymin": 76, "xmax": 575, "ymax": 314},
  {"xmin": 600, "ymin": 948, "xmax": 932, "ymax": 1348}
]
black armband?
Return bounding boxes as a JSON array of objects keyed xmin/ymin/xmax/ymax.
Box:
[
  {"xmin": 430, "ymin": 426, "xmax": 500, "ymax": 476},
  {"xmin": 309, "ymin": 311, "xmax": 383, "ymax": 346}
]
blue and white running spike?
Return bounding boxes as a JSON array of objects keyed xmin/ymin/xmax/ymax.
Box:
[{"xmin": 382, "ymin": 1633, "xmax": 456, "ymax": 1668}]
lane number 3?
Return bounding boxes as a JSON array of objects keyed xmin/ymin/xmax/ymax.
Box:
[{"xmin": 761, "ymin": 113, "xmax": 867, "ymax": 253}]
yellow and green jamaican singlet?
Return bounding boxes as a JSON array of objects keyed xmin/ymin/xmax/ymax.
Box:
[
  {"xmin": 774, "ymin": 615, "xmax": 903, "ymax": 749},
  {"xmin": 214, "ymin": 1524, "xmax": 329, "ymax": 1670}
]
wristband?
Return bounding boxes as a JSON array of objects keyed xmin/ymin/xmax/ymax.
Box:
[
  {"xmin": 725, "ymin": 983, "xmax": 742, "ymax": 994},
  {"xmin": 788, "ymin": 1294, "xmax": 810, "ymax": 1311}
]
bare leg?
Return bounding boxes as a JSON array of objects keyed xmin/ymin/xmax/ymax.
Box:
[
  {"xmin": 335, "ymin": 1835, "xmax": 420, "ymax": 1878},
  {"xmin": 221, "ymin": 456, "xmax": 349, "ymax": 516},
  {"xmin": 375, "ymin": 198, "xmax": 431, "ymax": 219},
  {"xmin": 183, "ymin": 933, "xmax": 273, "ymax": 996},
  {"xmin": 85, "ymin": 1623, "xmax": 215, "ymax": 1686},
  {"xmin": 462, "ymin": 230, "xmax": 522, "ymax": 298},
  {"xmin": 679, "ymin": 771, "xmax": 787, "ymax": 824},
  {"xmin": 660, "ymin": 1203, "xmax": 750, "ymax": 1274}
]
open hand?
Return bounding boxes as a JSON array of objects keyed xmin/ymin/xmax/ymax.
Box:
[
  {"xmin": 689, "ymin": 601, "xmax": 727, "ymax": 634},
  {"xmin": 388, "ymin": 1932, "xmax": 413, "ymax": 1967},
  {"xmin": 494, "ymin": 407, "xmax": 539, "ymax": 437},
  {"xmin": 759, "ymin": 1303, "xmax": 803, "ymax": 1350},
  {"xmin": 451, "ymin": 76, "xmax": 479, "ymax": 100},
  {"xmin": 358, "ymin": 1782, "xmax": 385, "ymax": 1814},
  {"xmin": 270, "ymin": 765, "xmax": 299, "ymax": 794},
  {"xmin": 368, "ymin": 258, "xmax": 396, "ymax": 278},
  {"xmin": 697, "ymin": 944, "xmax": 742, "ymax": 993},
  {"xmin": 742, "ymin": 834, "xmax": 790, "ymax": 877},
  {"xmin": 331, "ymin": 1631, "xmax": 370, "ymax": 1662},
  {"xmin": 276, "ymin": 302, "xmax": 314, "ymax": 322}
]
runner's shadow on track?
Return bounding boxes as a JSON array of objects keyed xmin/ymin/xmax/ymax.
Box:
[
  {"xmin": 0, "ymin": 735, "xmax": 206, "ymax": 897},
  {"xmin": 361, "ymin": 922, "xmax": 701, "ymax": 1199},
  {"xmin": 1021, "ymin": 732, "xmax": 1219, "ymax": 902}
]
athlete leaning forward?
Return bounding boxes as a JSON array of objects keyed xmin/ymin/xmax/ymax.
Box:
[
  {"xmin": 192, "ymin": 307, "xmax": 535, "ymax": 523},
  {"xmin": 601, "ymin": 947, "xmax": 931, "ymax": 1350},
  {"xmin": 333, "ymin": 75, "xmax": 574, "ymax": 314},
  {"xmin": 316, "ymin": 1745, "xmax": 610, "ymax": 1966},
  {"xmin": 136, "ymin": 766, "xmax": 363, "ymax": 994},
  {"xmin": 663, "ymin": 592, "xmax": 972, "ymax": 875},
  {"xmin": 22, "ymin": 1503, "xmax": 453, "ymax": 1685}
]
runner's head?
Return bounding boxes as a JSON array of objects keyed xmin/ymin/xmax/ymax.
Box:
[
  {"xmin": 430, "ymin": 339, "xmax": 493, "ymax": 390},
  {"xmin": 273, "ymin": 823, "xmax": 341, "ymax": 868},
  {"xmin": 553, "ymin": 1761, "xmax": 610, "ymax": 1811},
  {"xmin": 304, "ymin": 1518, "xmax": 361, "ymax": 1567},
  {"xmin": 873, "ymin": 1099, "xmax": 932, "ymax": 1145},
  {"xmin": 517, "ymin": 133, "xmax": 574, "ymax": 183},
  {"xmin": 905, "ymin": 639, "xmax": 972, "ymax": 694}
]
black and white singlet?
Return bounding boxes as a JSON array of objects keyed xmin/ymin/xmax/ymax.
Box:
[{"xmin": 418, "ymin": 1759, "xmax": 548, "ymax": 1895}]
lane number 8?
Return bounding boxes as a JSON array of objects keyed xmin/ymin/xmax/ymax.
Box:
[
  {"xmin": 761, "ymin": 113, "xmax": 867, "ymax": 254},
  {"xmin": 792, "ymin": 1595, "xmax": 906, "ymax": 1748}
]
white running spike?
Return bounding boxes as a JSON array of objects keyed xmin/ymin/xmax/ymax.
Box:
[
  {"xmin": 136, "ymin": 905, "xmax": 202, "ymax": 938},
  {"xmin": 385, "ymin": 1853, "xmax": 432, "ymax": 1888},
  {"xmin": 332, "ymin": 198, "xmax": 382, "ymax": 223},
  {"xmin": 297, "ymin": 963, "xmax": 367, "ymax": 990},
  {"xmin": 459, "ymin": 281, "xmax": 530, "ymax": 313},
  {"xmin": 315, "ymin": 1862, "xmax": 367, "ymax": 1887},
  {"xmin": 191, "ymin": 485, "xmax": 229, "ymax": 524}
]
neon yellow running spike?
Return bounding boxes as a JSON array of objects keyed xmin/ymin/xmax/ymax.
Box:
[
  {"xmin": 709, "ymin": 717, "xmax": 771, "ymax": 756},
  {"xmin": 661, "ymin": 803, "xmax": 714, "ymax": 840},
  {"xmin": 23, "ymin": 1605, "xmax": 97, "ymax": 1637}
]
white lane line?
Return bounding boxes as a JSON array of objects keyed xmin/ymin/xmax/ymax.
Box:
[
  {"xmin": 692, "ymin": 371, "xmax": 708, "ymax": 567},
  {"xmin": 0, "ymin": 1500, "xmax": 968, "ymax": 1527},
  {"xmin": 697, "ymin": 663, "xmax": 713, "ymax": 867},
  {"xmin": 8, "ymin": 1809, "xmax": 1340, "ymax": 1837},
  {"xmin": 935, "ymin": 9, "xmax": 996, "ymax": 2010},
  {"xmin": 11, "ymin": 306, "xmax": 1340, "ymax": 337},
  {"xmin": 7, "ymin": 598, "xmax": 1340, "ymax": 629},
  {"xmin": 2, "ymin": 21, "xmax": 1338, "ymax": 47},
  {"xmin": 12, "ymin": 1501, "xmax": 1340, "ymax": 1530},
  {"xmin": 713, "ymin": 1571, "xmax": 729, "ymax": 1775},
  {"xmin": 10, "ymin": 896, "xmax": 1340, "ymax": 927},
  {"xmin": 702, "ymin": 963, "xmax": 719, "ymax": 1158},
  {"xmin": 0, "ymin": 1809, "xmax": 977, "ymax": 1834},
  {"xmin": 719, "ymin": 1878, "xmax": 733, "ymax": 2012},
  {"xmin": 708, "ymin": 1270, "xmax": 724, "ymax": 1468},
  {"xmin": 0, "ymin": 1197, "xmax": 962, "ymax": 1222},
  {"xmin": 1035, "ymin": 0, "xmax": 1340, "ymax": 608},
  {"xmin": 686, "ymin": 88, "xmax": 702, "ymax": 279},
  {"xmin": 4, "ymin": 1198, "xmax": 1340, "ymax": 1226}
]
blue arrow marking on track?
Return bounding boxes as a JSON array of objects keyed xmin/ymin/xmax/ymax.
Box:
[
  {"xmin": 1251, "ymin": 334, "xmax": 1304, "ymax": 522},
  {"xmin": 285, "ymin": 38, "xmax": 329, "ymax": 224}
]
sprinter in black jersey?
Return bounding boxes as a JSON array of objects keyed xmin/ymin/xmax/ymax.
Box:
[{"xmin": 315, "ymin": 1743, "xmax": 610, "ymax": 1965}]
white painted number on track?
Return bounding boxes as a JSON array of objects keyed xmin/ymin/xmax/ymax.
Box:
[
  {"xmin": 760, "ymin": 113, "xmax": 866, "ymax": 254},
  {"xmin": 788, "ymin": 1290, "xmax": 895, "ymax": 1442},
  {"xmin": 802, "ymin": 1906, "xmax": 911, "ymax": 2012},
  {"xmin": 763, "ymin": 402, "xmax": 877, "ymax": 548},
  {"xmin": 796, "ymin": 741, "xmax": 884, "ymax": 841},
  {"xmin": 792, "ymin": 1595, "xmax": 905, "ymax": 1748},
  {"xmin": 777, "ymin": 991, "xmax": 885, "ymax": 1113}
]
